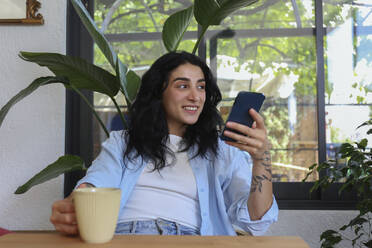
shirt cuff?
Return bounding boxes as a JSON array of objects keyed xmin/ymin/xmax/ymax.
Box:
[
  {"xmin": 236, "ymin": 195, "xmax": 278, "ymax": 236},
  {"xmin": 75, "ymin": 177, "xmax": 103, "ymax": 190}
]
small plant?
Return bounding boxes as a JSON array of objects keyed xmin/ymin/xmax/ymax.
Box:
[{"xmin": 303, "ymin": 119, "xmax": 372, "ymax": 248}]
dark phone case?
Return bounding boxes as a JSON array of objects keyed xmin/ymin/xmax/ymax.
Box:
[{"xmin": 220, "ymin": 92, "xmax": 265, "ymax": 142}]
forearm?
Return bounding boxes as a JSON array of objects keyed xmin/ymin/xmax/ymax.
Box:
[{"xmin": 247, "ymin": 149, "xmax": 273, "ymax": 220}]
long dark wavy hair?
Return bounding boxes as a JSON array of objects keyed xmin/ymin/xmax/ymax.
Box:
[{"xmin": 123, "ymin": 51, "xmax": 223, "ymax": 170}]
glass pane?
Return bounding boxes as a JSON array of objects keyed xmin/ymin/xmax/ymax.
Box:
[
  {"xmin": 209, "ymin": 34, "xmax": 318, "ymax": 182},
  {"xmin": 94, "ymin": 0, "xmax": 196, "ymax": 34},
  {"xmin": 324, "ymin": 0, "xmax": 372, "ymax": 28},
  {"xmin": 92, "ymin": 0, "xmax": 319, "ymax": 179},
  {"xmin": 324, "ymin": 1, "xmax": 372, "ymax": 167},
  {"xmin": 210, "ymin": 0, "xmax": 314, "ymax": 31}
]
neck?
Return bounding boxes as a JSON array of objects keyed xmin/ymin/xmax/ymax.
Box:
[{"xmin": 168, "ymin": 125, "xmax": 186, "ymax": 137}]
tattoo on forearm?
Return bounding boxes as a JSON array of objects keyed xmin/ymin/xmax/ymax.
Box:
[
  {"xmin": 258, "ymin": 151, "xmax": 272, "ymax": 174},
  {"xmin": 251, "ymin": 150, "xmax": 272, "ymax": 193},
  {"xmin": 250, "ymin": 174, "xmax": 272, "ymax": 193},
  {"xmin": 262, "ymin": 162, "xmax": 272, "ymax": 177},
  {"xmin": 254, "ymin": 151, "xmax": 271, "ymax": 161}
]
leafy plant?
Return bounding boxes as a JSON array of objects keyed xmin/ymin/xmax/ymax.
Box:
[
  {"xmin": 303, "ymin": 119, "xmax": 372, "ymax": 248},
  {"xmin": 0, "ymin": 0, "xmax": 258, "ymax": 194}
]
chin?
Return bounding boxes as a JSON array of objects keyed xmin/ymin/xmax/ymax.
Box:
[
  {"xmin": 181, "ymin": 112, "xmax": 202, "ymax": 126},
  {"xmin": 183, "ymin": 118, "xmax": 199, "ymax": 126}
]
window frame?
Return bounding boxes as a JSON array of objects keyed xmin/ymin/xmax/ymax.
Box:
[
  {"xmin": 65, "ymin": 0, "xmax": 367, "ymax": 209},
  {"xmin": 65, "ymin": 0, "xmax": 94, "ymax": 197}
]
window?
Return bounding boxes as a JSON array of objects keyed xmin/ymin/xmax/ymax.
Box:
[{"xmin": 66, "ymin": 0, "xmax": 372, "ymax": 208}]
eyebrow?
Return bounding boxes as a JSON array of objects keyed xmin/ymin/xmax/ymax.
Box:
[{"xmin": 172, "ymin": 77, "xmax": 206, "ymax": 83}]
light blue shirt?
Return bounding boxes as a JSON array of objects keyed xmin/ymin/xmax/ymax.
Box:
[{"xmin": 77, "ymin": 131, "xmax": 278, "ymax": 236}]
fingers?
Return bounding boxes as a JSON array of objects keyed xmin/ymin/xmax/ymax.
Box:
[
  {"xmin": 51, "ymin": 210, "xmax": 77, "ymax": 228},
  {"xmin": 50, "ymin": 183, "xmax": 94, "ymax": 236},
  {"xmin": 78, "ymin": 182, "xmax": 95, "ymax": 188},
  {"xmin": 50, "ymin": 198, "xmax": 78, "ymax": 235},
  {"xmin": 50, "ymin": 206, "xmax": 76, "ymax": 224},
  {"xmin": 223, "ymin": 109, "xmax": 269, "ymax": 158},
  {"xmin": 249, "ymin": 108, "xmax": 265, "ymax": 129},
  {"xmin": 55, "ymin": 223, "xmax": 78, "ymax": 235},
  {"xmin": 252, "ymin": 121, "xmax": 257, "ymax": 129},
  {"xmin": 224, "ymin": 140, "xmax": 263, "ymax": 155},
  {"xmin": 223, "ymin": 129, "xmax": 263, "ymax": 148},
  {"xmin": 52, "ymin": 198, "xmax": 75, "ymax": 213},
  {"xmin": 224, "ymin": 121, "xmax": 265, "ymax": 140}
]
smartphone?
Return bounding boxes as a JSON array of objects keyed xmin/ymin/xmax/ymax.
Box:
[{"xmin": 220, "ymin": 91, "xmax": 265, "ymax": 142}]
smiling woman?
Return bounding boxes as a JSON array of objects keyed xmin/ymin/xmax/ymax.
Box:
[
  {"xmin": 50, "ymin": 51, "xmax": 278, "ymax": 236},
  {"xmin": 0, "ymin": 0, "xmax": 44, "ymax": 24}
]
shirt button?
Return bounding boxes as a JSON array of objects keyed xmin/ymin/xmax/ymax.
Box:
[
  {"xmin": 202, "ymin": 212, "xmax": 207, "ymax": 217},
  {"xmin": 200, "ymin": 188, "xmax": 204, "ymax": 193}
]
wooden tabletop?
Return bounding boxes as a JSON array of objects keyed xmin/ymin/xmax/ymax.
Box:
[{"xmin": 0, "ymin": 232, "xmax": 309, "ymax": 248}]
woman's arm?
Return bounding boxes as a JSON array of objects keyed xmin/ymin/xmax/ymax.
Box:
[
  {"xmin": 51, "ymin": 131, "xmax": 125, "ymax": 234},
  {"xmin": 222, "ymin": 108, "xmax": 273, "ymax": 220}
]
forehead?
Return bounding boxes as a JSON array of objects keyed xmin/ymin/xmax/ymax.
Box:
[{"xmin": 168, "ymin": 63, "xmax": 204, "ymax": 78}]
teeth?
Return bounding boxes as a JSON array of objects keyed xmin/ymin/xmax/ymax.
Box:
[{"xmin": 184, "ymin": 106, "xmax": 197, "ymax": 111}]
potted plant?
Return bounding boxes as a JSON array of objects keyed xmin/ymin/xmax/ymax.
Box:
[
  {"xmin": 0, "ymin": 0, "xmax": 259, "ymax": 194},
  {"xmin": 303, "ymin": 119, "xmax": 372, "ymax": 248}
]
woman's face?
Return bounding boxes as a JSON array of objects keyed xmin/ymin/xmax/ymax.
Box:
[{"xmin": 162, "ymin": 63, "xmax": 206, "ymax": 136}]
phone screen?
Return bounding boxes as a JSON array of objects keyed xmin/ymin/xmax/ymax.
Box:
[{"xmin": 220, "ymin": 91, "xmax": 265, "ymax": 142}]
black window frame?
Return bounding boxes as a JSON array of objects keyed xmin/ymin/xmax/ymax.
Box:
[{"xmin": 65, "ymin": 0, "xmax": 367, "ymax": 209}]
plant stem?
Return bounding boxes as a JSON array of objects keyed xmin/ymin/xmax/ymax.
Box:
[
  {"xmin": 111, "ymin": 96, "xmax": 128, "ymax": 130},
  {"xmin": 192, "ymin": 26, "xmax": 208, "ymax": 55},
  {"xmin": 71, "ymin": 85, "xmax": 110, "ymax": 137}
]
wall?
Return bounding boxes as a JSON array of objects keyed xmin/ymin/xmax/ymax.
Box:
[{"xmin": 0, "ymin": 0, "xmax": 66, "ymax": 230}]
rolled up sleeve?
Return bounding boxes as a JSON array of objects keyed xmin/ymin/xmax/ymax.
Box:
[
  {"xmin": 223, "ymin": 144, "xmax": 278, "ymax": 235},
  {"xmin": 235, "ymin": 195, "xmax": 278, "ymax": 235}
]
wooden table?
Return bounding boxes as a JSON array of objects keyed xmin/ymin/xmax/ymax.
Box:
[{"xmin": 0, "ymin": 232, "xmax": 309, "ymax": 248}]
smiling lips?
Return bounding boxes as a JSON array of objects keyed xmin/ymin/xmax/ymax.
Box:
[{"xmin": 183, "ymin": 106, "xmax": 199, "ymax": 113}]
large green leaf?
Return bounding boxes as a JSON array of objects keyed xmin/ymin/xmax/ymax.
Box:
[
  {"xmin": 0, "ymin": 74, "xmax": 110, "ymax": 139},
  {"xmin": 70, "ymin": 0, "xmax": 117, "ymax": 69},
  {"xmin": 194, "ymin": 0, "xmax": 258, "ymax": 26},
  {"xmin": 162, "ymin": 6, "xmax": 194, "ymax": 52},
  {"xmin": 125, "ymin": 70, "xmax": 141, "ymax": 103},
  {"xmin": 114, "ymin": 63, "xmax": 141, "ymax": 129},
  {"xmin": 70, "ymin": 0, "xmax": 130, "ymax": 101},
  {"xmin": 19, "ymin": 51, "xmax": 120, "ymax": 97},
  {"xmin": 15, "ymin": 155, "xmax": 85, "ymax": 194},
  {"xmin": 115, "ymin": 57, "xmax": 131, "ymax": 104},
  {"xmin": 192, "ymin": 0, "xmax": 258, "ymax": 53},
  {"xmin": 0, "ymin": 76, "xmax": 67, "ymax": 128}
]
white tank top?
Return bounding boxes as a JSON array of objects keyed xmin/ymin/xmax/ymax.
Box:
[{"xmin": 118, "ymin": 135, "xmax": 201, "ymax": 229}]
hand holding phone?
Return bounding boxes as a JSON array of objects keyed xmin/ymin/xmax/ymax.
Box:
[{"xmin": 220, "ymin": 92, "xmax": 265, "ymax": 142}]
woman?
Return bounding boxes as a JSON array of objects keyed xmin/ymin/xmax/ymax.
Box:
[{"xmin": 50, "ymin": 51, "xmax": 278, "ymax": 236}]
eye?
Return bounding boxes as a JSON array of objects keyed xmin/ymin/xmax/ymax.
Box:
[
  {"xmin": 178, "ymin": 83, "xmax": 188, "ymax": 89},
  {"xmin": 198, "ymin": 82, "xmax": 206, "ymax": 90}
]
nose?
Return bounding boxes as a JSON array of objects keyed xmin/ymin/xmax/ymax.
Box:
[{"xmin": 188, "ymin": 86, "xmax": 200, "ymax": 101}]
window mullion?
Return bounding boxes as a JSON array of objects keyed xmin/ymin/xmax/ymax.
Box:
[
  {"xmin": 315, "ymin": 0, "xmax": 327, "ymax": 171},
  {"xmin": 65, "ymin": 0, "xmax": 94, "ymax": 197}
]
